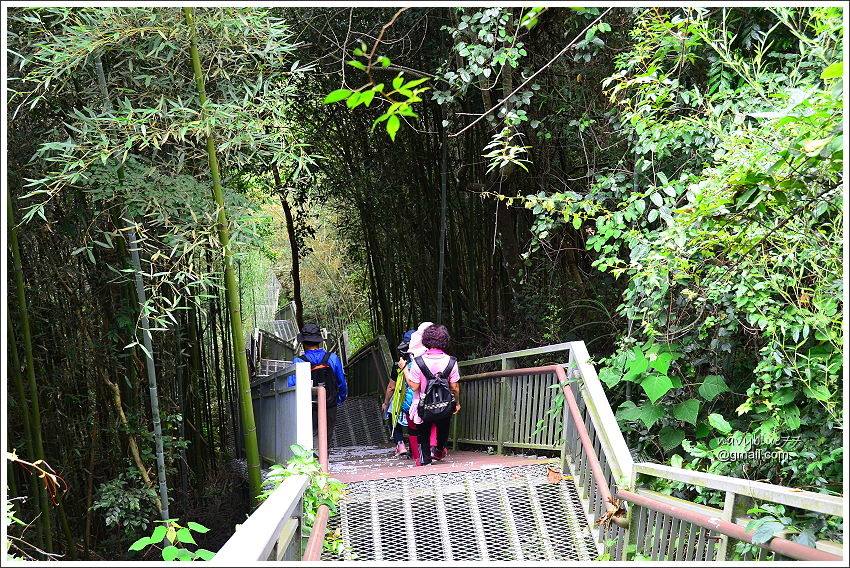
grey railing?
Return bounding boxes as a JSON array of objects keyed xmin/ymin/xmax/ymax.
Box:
[
  {"xmin": 456, "ymin": 340, "xmax": 843, "ymax": 561},
  {"xmin": 212, "ymin": 474, "xmax": 308, "ymax": 562},
  {"xmin": 250, "ymin": 361, "xmax": 312, "ymax": 466},
  {"xmin": 454, "ymin": 342, "xmax": 629, "ymax": 555},
  {"xmin": 451, "ymin": 366, "xmax": 563, "ymax": 455},
  {"xmin": 618, "ymin": 464, "xmax": 843, "ymax": 561},
  {"xmin": 561, "ymin": 341, "xmax": 842, "ymax": 562},
  {"xmin": 459, "ymin": 341, "xmax": 573, "ymax": 371},
  {"xmin": 342, "ymin": 335, "xmax": 394, "ymax": 398}
]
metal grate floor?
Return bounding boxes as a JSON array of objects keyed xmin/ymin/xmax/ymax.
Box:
[
  {"xmin": 332, "ymin": 396, "xmax": 389, "ymax": 448},
  {"xmin": 323, "ymin": 463, "xmax": 599, "ymax": 562}
]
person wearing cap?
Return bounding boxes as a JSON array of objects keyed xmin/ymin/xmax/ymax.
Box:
[
  {"xmin": 381, "ymin": 329, "xmax": 416, "ymax": 458},
  {"xmin": 289, "ymin": 323, "xmax": 347, "ymax": 447}
]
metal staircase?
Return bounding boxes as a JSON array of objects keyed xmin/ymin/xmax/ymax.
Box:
[
  {"xmin": 227, "ymin": 338, "xmax": 843, "ymax": 563},
  {"xmin": 321, "ymin": 394, "xmax": 598, "ymax": 562},
  {"xmin": 330, "ymin": 397, "xmax": 389, "ymax": 448},
  {"xmin": 323, "ymin": 463, "xmax": 599, "ymax": 562}
]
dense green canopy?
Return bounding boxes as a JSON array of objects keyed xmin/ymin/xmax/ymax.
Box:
[{"xmin": 5, "ymin": 6, "xmax": 843, "ymax": 560}]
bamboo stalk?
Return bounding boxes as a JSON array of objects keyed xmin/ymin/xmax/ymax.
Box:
[
  {"xmin": 93, "ymin": 51, "xmax": 170, "ymax": 520},
  {"xmin": 102, "ymin": 372, "xmax": 163, "ymax": 512},
  {"xmin": 6, "ymin": 312, "xmax": 45, "ymax": 550},
  {"xmin": 183, "ymin": 6, "xmax": 262, "ymax": 502},
  {"xmin": 7, "ymin": 191, "xmax": 52, "ymax": 551}
]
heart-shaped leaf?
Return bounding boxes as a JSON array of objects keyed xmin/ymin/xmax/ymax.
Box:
[
  {"xmin": 699, "ymin": 375, "xmax": 729, "ymax": 401},
  {"xmin": 660, "ymin": 427, "xmax": 685, "ymax": 451},
  {"xmin": 640, "ymin": 374, "xmax": 674, "ymax": 403},
  {"xmin": 707, "ymin": 413, "xmax": 732, "ymax": 434},
  {"xmin": 673, "ymin": 399, "xmax": 700, "ymax": 425}
]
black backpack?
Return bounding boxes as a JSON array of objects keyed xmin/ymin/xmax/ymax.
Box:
[
  {"xmin": 295, "ymin": 351, "xmax": 338, "ymax": 407},
  {"xmin": 414, "ymin": 355, "xmax": 457, "ymax": 422}
]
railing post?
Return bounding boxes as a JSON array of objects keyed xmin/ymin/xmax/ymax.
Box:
[
  {"xmin": 717, "ymin": 491, "xmax": 753, "ymax": 560},
  {"xmin": 623, "ymin": 504, "xmax": 640, "ymax": 561},
  {"xmin": 560, "ymin": 395, "xmax": 570, "ymax": 475},
  {"xmin": 560, "ymin": 349, "xmax": 575, "ymax": 473},
  {"xmin": 494, "ymin": 378, "xmax": 510, "ymax": 455},
  {"xmin": 451, "ymin": 410, "xmax": 458, "ymax": 451},
  {"xmin": 496, "ymin": 358, "xmax": 515, "ymax": 455}
]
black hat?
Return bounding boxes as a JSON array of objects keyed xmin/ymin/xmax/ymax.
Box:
[
  {"xmin": 396, "ymin": 329, "xmax": 416, "ymax": 353},
  {"xmin": 297, "ymin": 323, "xmax": 324, "ymax": 344}
]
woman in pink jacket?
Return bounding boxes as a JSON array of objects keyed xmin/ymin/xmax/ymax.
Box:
[{"xmin": 405, "ymin": 324, "xmax": 461, "ymax": 466}]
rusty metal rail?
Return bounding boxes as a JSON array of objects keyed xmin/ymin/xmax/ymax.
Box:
[
  {"xmin": 461, "ymin": 365, "xmax": 622, "ymax": 526},
  {"xmin": 616, "ymin": 489, "xmax": 842, "ymax": 561}
]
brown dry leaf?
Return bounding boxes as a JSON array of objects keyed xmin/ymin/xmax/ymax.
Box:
[{"xmin": 547, "ymin": 467, "xmax": 563, "ymax": 483}]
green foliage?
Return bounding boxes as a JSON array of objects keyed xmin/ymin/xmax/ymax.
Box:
[
  {"xmin": 559, "ymin": 7, "xmax": 845, "ymax": 487},
  {"xmin": 532, "ymin": 382, "xmax": 567, "ymax": 438},
  {"xmin": 482, "ymin": 127, "xmax": 531, "ymax": 174},
  {"xmin": 260, "ymin": 444, "xmax": 348, "ymax": 555},
  {"xmin": 741, "ymin": 503, "xmax": 827, "ymax": 550},
  {"xmin": 323, "ymin": 39, "xmax": 429, "ymax": 141},
  {"xmin": 4, "ymin": 488, "xmax": 25, "ymax": 562},
  {"xmin": 8, "ymin": 6, "xmax": 301, "ymax": 336},
  {"xmin": 129, "ymin": 519, "xmax": 215, "ymax": 561},
  {"xmin": 91, "ymin": 468, "xmax": 159, "ymax": 538},
  {"xmin": 435, "ymin": 7, "xmax": 540, "ymax": 173}
]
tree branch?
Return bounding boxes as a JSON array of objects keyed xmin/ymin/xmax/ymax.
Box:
[{"xmin": 449, "ymin": 7, "xmax": 613, "ymax": 138}]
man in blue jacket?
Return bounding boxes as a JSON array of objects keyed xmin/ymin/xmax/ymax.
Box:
[{"xmin": 289, "ymin": 323, "xmax": 347, "ymax": 446}]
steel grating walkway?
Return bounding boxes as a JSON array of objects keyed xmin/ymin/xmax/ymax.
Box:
[
  {"xmin": 323, "ymin": 462, "xmax": 599, "ymax": 562},
  {"xmin": 332, "ymin": 396, "xmax": 390, "ymax": 448}
]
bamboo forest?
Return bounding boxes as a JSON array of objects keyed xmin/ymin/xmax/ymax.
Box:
[{"xmin": 3, "ymin": 4, "xmax": 846, "ymax": 563}]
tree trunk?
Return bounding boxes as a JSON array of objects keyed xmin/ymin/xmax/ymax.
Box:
[
  {"xmin": 184, "ymin": 6, "xmax": 262, "ymax": 502},
  {"xmin": 272, "ymin": 166, "xmax": 305, "ymax": 329}
]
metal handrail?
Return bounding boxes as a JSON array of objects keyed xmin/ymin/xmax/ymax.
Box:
[
  {"xmin": 303, "ymin": 386, "xmax": 330, "ymax": 562},
  {"xmin": 460, "ymin": 365, "xmax": 621, "ymax": 523},
  {"xmin": 345, "ymin": 335, "xmax": 386, "ymax": 366},
  {"xmin": 459, "ymin": 342, "xmax": 573, "ymax": 368},
  {"xmin": 616, "ymin": 489, "xmax": 842, "ymax": 561}
]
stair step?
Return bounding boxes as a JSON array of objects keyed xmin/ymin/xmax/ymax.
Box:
[
  {"xmin": 323, "ymin": 463, "xmax": 598, "ymax": 561},
  {"xmin": 332, "ymin": 396, "xmax": 389, "ymax": 447}
]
